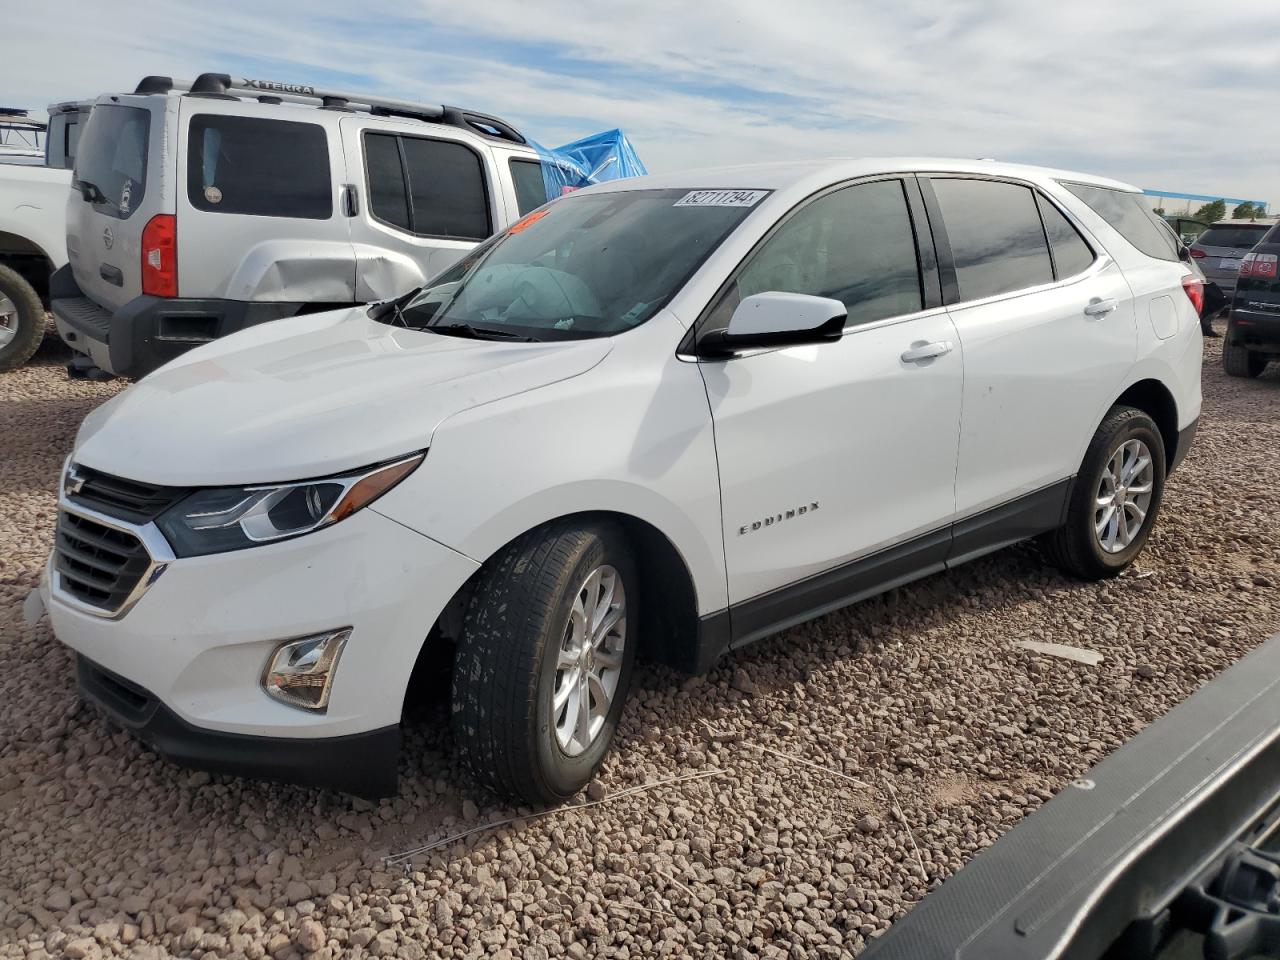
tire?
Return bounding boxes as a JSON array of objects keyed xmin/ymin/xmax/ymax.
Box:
[
  {"xmin": 451, "ymin": 520, "xmax": 638, "ymax": 805},
  {"xmin": 0, "ymin": 263, "xmax": 45, "ymax": 372},
  {"xmin": 1222, "ymin": 328, "xmax": 1268, "ymax": 378},
  {"xmin": 1044, "ymin": 406, "xmax": 1166, "ymax": 580}
]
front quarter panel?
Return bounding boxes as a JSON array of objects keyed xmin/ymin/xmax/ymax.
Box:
[{"xmin": 373, "ymin": 312, "xmax": 729, "ymax": 617}]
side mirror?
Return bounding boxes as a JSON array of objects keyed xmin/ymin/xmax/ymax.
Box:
[{"xmin": 698, "ymin": 291, "xmax": 847, "ymax": 357}]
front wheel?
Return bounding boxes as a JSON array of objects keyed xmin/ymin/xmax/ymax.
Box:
[
  {"xmin": 451, "ymin": 521, "xmax": 637, "ymax": 805},
  {"xmin": 1044, "ymin": 406, "xmax": 1166, "ymax": 580}
]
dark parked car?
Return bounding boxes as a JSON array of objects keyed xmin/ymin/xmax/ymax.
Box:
[
  {"xmin": 1225, "ymin": 222, "xmax": 1280, "ymax": 378},
  {"xmin": 1189, "ymin": 219, "xmax": 1276, "ymax": 300},
  {"xmin": 862, "ymin": 633, "xmax": 1280, "ymax": 960}
]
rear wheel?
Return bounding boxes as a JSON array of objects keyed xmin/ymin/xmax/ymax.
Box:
[
  {"xmin": 451, "ymin": 521, "xmax": 637, "ymax": 804},
  {"xmin": 1045, "ymin": 406, "xmax": 1166, "ymax": 580},
  {"xmin": 0, "ymin": 263, "xmax": 45, "ymax": 372},
  {"xmin": 1222, "ymin": 327, "xmax": 1268, "ymax": 378}
]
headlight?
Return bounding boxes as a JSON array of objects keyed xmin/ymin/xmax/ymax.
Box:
[{"xmin": 156, "ymin": 453, "xmax": 424, "ymax": 557}]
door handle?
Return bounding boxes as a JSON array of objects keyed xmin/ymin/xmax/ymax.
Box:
[
  {"xmin": 1084, "ymin": 297, "xmax": 1118, "ymax": 319},
  {"xmin": 900, "ymin": 340, "xmax": 954, "ymax": 363}
]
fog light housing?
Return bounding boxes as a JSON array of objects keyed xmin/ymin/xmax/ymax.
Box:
[{"xmin": 261, "ymin": 628, "xmax": 351, "ymax": 712}]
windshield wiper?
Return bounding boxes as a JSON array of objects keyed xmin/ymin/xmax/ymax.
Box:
[
  {"xmin": 73, "ymin": 178, "xmax": 107, "ymax": 204},
  {"xmin": 427, "ymin": 321, "xmax": 541, "ymax": 343}
]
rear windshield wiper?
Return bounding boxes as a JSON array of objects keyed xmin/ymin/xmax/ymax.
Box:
[
  {"xmin": 73, "ymin": 178, "xmax": 107, "ymax": 204},
  {"xmin": 426, "ymin": 321, "xmax": 541, "ymax": 343}
]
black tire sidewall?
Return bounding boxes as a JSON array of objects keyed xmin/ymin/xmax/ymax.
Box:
[
  {"xmin": 1075, "ymin": 410, "xmax": 1166, "ymax": 573},
  {"xmin": 0, "ymin": 265, "xmax": 45, "ymax": 371},
  {"xmin": 530, "ymin": 527, "xmax": 638, "ymax": 800}
]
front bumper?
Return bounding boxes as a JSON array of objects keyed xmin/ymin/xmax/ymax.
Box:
[
  {"xmin": 77, "ymin": 655, "xmax": 400, "ymax": 799},
  {"xmin": 49, "ymin": 264, "xmax": 317, "ymax": 379},
  {"xmin": 45, "ymin": 502, "xmax": 479, "ymax": 795}
]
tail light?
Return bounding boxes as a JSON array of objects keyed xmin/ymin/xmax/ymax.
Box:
[
  {"xmin": 141, "ymin": 214, "xmax": 177, "ymax": 298},
  {"xmin": 1181, "ymin": 275, "xmax": 1205, "ymax": 314},
  {"xmin": 1240, "ymin": 252, "xmax": 1278, "ymax": 280},
  {"xmin": 1190, "ymin": 248, "xmax": 1206, "ymax": 259}
]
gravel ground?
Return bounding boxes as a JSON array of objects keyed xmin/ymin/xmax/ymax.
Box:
[{"xmin": 1, "ymin": 324, "xmax": 1278, "ymax": 960}]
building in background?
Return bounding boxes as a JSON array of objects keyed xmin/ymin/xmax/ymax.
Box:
[{"xmin": 1142, "ymin": 189, "xmax": 1270, "ymax": 220}]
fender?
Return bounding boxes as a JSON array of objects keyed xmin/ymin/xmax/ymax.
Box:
[{"xmin": 224, "ymin": 239, "xmax": 358, "ymax": 302}]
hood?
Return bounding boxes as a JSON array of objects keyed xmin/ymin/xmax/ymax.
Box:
[{"xmin": 74, "ymin": 307, "xmax": 611, "ymax": 486}]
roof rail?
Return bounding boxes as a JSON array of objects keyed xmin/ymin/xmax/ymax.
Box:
[{"xmin": 138, "ymin": 74, "xmax": 527, "ymax": 144}]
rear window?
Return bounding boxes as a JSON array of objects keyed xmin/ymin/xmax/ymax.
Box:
[
  {"xmin": 1035, "ymin": 194, "xmax": 1095, "ymax": 279},
  {"xmin": 187, "ymin": 115, "xmax": 332, "ymax": 219},
  {"xmin": 46, "ymin": 110, "xmax": 84, "ymax": 170},
  {"xmin": 1197, "ymin": 225, "xmax": 1269, "ymax": 250},
  {"xmin": 73, "ymin": 104, "xmax": 150, "ymax": 220},
  {"xmin": 1062, "ymin": 182, "xmax": 1179, "ymax": 261},
  {"xmin": 510, "ymin": 158, "xmax": 548, "ymax": 216},
  {"xmin": 931, "ymin": 178, "xmax": 1054, "ymax": 301},
  {"xmin": 363, "ymin": 132, "xmax": 491, "ymax": 240}
]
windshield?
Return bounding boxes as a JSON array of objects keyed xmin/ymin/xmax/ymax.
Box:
[{"xmin": 394, "ymin": 187, "xmax": 769, "ymax": 340}]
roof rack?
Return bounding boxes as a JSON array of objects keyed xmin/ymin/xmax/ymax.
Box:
[{"xmin": 131, "ymin": 74, "xmax": 527, "ymax": 145}]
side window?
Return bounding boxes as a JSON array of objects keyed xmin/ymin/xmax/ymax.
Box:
[
  {"xmin": 1062, "ymin": 182, "xmax": 1180, "ymax": 262},
  {"xmin": 706, "ymin": 179, "xmax": 923, "ymax": 331},
  {"xmin": 1036, "ymin": 194, "xmax": 1095, "ymax": 279},
  {"xmin": 510, "ymin": 158, "xmax": 548, "ymax": 216},
  {"xmin": 364, "ymin": 133, "xmax": 410, "ymax": 230},
  {"xmin": 187, "ymin": 115, "xmax": 331, "ymax": 219},
  {"xmin": 931, "ymin": 178, "xmax": 1053, "ymax": 301},
  {"xmin": 400, "ymin": 137, "xmax": 491, "ymax": 240}
]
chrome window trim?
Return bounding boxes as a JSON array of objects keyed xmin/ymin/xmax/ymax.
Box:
[{"xmin": 51, "ymin": 492, "xmax": 176, "ymax": 621}]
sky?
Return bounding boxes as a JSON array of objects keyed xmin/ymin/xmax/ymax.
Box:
[{"xmin": 5, "ymin": 0, "xmax": 1278, "ymax": 205}]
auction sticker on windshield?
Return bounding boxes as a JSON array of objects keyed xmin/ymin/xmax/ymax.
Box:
[{"xmin": 674, "ymin": 189, "xmax": 769, "ymax": 207}]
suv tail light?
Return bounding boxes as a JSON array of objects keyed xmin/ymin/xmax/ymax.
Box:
[
  {"xmin": 141, "ymin": 214, "xmax": 177, "ymax": 298},
  {"xmin": 1240, "ymin": 252, "xmax": 1278, "ymax": 280},
  {"xmin": 1190, "ymin": 248, "xmax": 1207, "ymax": 259},
  {"xmin": 1181, "ymin": 275, "xmax": 1205, "ymax": 314}
]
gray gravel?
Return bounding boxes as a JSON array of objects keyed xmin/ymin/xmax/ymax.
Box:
[{"xmin": 2, "ymin": 324, "xmax": 1278, "ymax": 959}]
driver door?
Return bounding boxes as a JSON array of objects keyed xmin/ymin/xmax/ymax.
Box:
[{"xmin": 698, "ymin": 177, "xmax": 963, "ymax": 643}]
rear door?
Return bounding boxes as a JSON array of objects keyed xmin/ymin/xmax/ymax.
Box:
[
  {"xmin": 177, "ymin": 100, "xmax": 354, "ymax": 303},
  {"xmin": 66, "ymin": 97, "xmax": 169, "ymax": 313},
  {"xmin": 924, "ymin": 175, "xmax": 1137, "ymax": 531},
  {"xmin": 340, "ymin": 117, "xmax": 507, "ymax": 301}
]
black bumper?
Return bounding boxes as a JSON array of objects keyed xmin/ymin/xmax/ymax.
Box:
[
  {"xmin": 49, "ymin": 264, "xmax": 319, "ymax": 379},
  {"xmin": 1228, "ymin": 308, "xmax": 1280, "ymax": 353},
  {"xmin": 76, "ymin": 655, "xmax": 400, "ymax": 799},
  {"xmin": 1168, "ymin": 416, "xmax": 1198, "ymax": 474}
]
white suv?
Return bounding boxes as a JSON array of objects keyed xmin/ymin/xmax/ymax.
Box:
[{"xmin": 36, "ymin": 158, "xmax": 1203, "ymax": 804}]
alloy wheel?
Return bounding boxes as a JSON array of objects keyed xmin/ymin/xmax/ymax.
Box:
[
  {"xmin": 1094, "ymin": 438, "xmax": 1154, "ymax": 554},
  {"xmin": 552, "ymin": 564, "xmax": 627, "ymax": 756},
  {"xmin": 0, "ymin": 294, "xmax": 17, "ymax": 349}
]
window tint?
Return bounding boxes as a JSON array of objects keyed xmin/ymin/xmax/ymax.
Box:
[
  {"xmin": 74, "ymin": 105, "xmax": 150, "ymax": 219},
  {"xmin": 1196, "ymin": 225, "xmax": 1269, "ymax": 250},
  {"xmin": 1036, "ymin": 194, "xmax": 1095, "ymax": 279},
  {"xmin": 1062, "ymin": 182, "xmax": 1179, "ymax": 261},
  {"xmin": 510, "ymin": 158, "xmax": 548, "ymax": 216},
  {"xmin": 932, "ymin": 178, "xmax": 1053, "ymax": 300},
  {"xmin": 364, "ymin": 133, "xmax": 410, "ymax": 230},
  {"xmin": 399, "ymin": 188, "xmax": 763, "ymax": 340},
  {"xmin": 707, "ymin": 179, "xmax": 922, "ymax": 331},
  {"xmin": 400, "ymin": 137, "xmax": 490, "ymax": 239},
  {"xmin": 188, "ymin": 115, "xmax": 331, "ymax": 219}
]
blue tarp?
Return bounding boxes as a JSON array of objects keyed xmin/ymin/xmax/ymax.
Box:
[{"xmin": 530, "ymin": 129, "xmax": 648, "ymax": 203}]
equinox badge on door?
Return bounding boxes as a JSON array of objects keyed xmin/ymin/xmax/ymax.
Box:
[{"xmin": 739, "ymin": 502, "xmax": 819, "ymax": 536}]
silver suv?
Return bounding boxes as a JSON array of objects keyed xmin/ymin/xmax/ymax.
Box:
[
  {"xmin": 1189, "ymin": 218, "xmax": 1277, "ymax": 300},
  {"xmin": 51, "ymin": 74, "xmax": 552, "ymax": 379}
]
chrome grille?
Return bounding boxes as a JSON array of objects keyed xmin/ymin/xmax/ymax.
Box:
[
  {"xmin": 67, "ymin": 464, "xmax": 189, "ymax": 524},
  {"xmin": 54, "ymin": 511, "xmax": 152, "ymax": 612}
]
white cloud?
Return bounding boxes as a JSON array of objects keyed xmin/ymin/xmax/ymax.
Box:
[{"xmin": 5, "ymin": 0, "xmax": 1278, "ymax": 204}]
